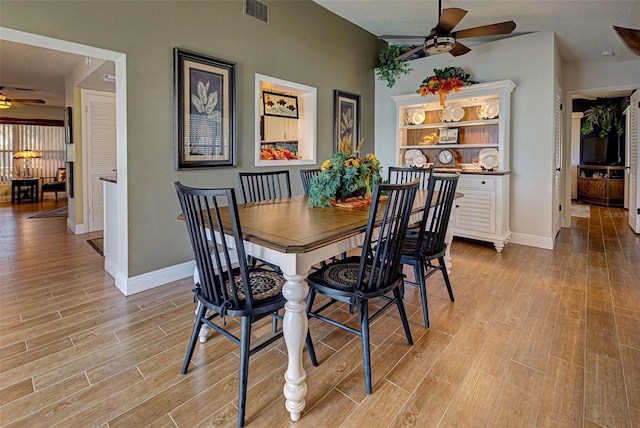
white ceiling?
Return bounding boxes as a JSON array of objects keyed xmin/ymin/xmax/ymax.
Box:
[
  {"xmin": 0, "ymin": 40, "xmax": 115, "ymax": 109},
  {"xmin": 313, "ymin": 0, "xmax": 640, "ymax": 63}
]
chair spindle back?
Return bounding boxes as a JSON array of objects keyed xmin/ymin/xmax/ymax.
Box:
[{"xmin": 237, "ymin": 171, "xmax": 291, "ymax": 203}]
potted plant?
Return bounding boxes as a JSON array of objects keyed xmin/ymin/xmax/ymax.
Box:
[
  {"xmin": 581, "ymin": 103, "xmax": 624, "ymax": 137},
  {"xmin": 376, "ymin": 45, "xmax": 413, "ymax": 89},
  {"xmin": 308, "ymin": 136, "xmax": 384, "ymax": 208}
]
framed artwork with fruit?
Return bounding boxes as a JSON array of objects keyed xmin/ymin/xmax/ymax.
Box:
[{"xmin": 263, "ymin": 91, "xmax": 299, "ymax": 119}]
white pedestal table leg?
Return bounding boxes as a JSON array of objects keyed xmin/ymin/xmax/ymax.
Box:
[
  {"xmin": 444, "ymin": 216, "xmax": 454, "ymax": 274},
  {"xmin": 281, "ymin": 272, "xmax": 309, "ymax": 421}
]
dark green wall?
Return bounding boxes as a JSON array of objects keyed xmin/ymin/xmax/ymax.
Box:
[{"xmin": 0, "ymin": 1, "xmax": 382, "ymax": 276}]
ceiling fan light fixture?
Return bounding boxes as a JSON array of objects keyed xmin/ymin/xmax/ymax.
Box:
[
  {"xmin": 424, "ymin": 36, "xmax": 456, "ymax": 54},
  {"xmin": 0, "ymin": 100, "xmax": 12, "ymax": 109}
]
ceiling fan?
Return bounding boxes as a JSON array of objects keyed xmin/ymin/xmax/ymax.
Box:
[
  {"xmin": 379, "ymin": 0, "xmax": 516, "ymax": 61},
  {"xmin": 0, "ymin": 86, "xmax": 45, "ymax": 109},
  {"xmin": 613, "ymin": 26, "xmax": 640, "ymax": 56}
]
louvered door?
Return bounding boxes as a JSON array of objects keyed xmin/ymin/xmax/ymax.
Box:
[
  {"xmin": 629, "ymin": 90, "xmax": 639, "ymax": 233},
  {"xmin": 83, "ymin": 90, "xmax": 116, "ymax": 232}
]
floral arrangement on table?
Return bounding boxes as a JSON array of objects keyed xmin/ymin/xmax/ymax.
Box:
[
  {"xmin": 260, "ymin": 146, "xmax": 299, "ymax": 160},
  {"xmin": 417, "ymin": 67, "xmax": 475, "ymax": 108},
  {"xmin": 308, "ymin": 135, "xmax": 384, "ymax": 208}
]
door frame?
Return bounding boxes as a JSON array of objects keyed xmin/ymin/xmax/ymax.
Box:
[
  {"xmin": 563, "ymin": 83, "xmax": 638, "ymax": 229},
  {"xmin": 0, "ymin": 27, "xmax": 129, "ymax": 280}
]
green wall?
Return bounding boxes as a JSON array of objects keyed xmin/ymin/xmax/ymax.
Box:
[{"xmin": 0, "ymin": 1, "xmax": 382, "ymax": 276}]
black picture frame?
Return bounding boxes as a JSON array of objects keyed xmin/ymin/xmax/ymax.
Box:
[
  {"xmin": 334, "ymin": 90, "xmax": 361, "ymax": 153},
  {"xmin": 438, "ymin": 127, "xmax": 460, "ymax": 144},
  {"xmin": 64, "ymin": 106, "xmax": 73, "ymax": 144},
  {"xmin": 262, "ymin": 91, "xmax": 299, "ymax": 119},
  {"xmin": 174, "ymin": 48, "xmax": 237, "ymax": 169}
]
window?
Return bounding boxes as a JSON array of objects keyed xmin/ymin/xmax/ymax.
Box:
[{"xmin": 0, "ymin": 123, "xmax": 65, "ymax": 181}]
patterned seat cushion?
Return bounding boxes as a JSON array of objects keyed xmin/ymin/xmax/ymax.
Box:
[
  {"xmin": 229, "ymin": 269, "xmax": 285, "ymax": 301},
  {"xmin": 308, "ymin": 257, "xmax": 372, "ymax": 292}
]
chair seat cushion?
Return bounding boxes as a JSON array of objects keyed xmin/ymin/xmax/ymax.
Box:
[
  {"xmin": 308, "ymin": 256, "xmax": 372, "ymax": 292},
  {"xmin": 43, "ymin": 182, "xmax": 66, "ymax": 191},
  {"xmin": 230, "ymin": 268, "xmax": 285, "ymax": 301},
  {"xmin": 402, "ymin": 237, "xmax": 446, "ymax": 258}
]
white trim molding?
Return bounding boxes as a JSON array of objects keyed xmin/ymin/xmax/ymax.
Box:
[{"xmin": 509, "ymin": 232, "xmax": 554, "ymax": 250}]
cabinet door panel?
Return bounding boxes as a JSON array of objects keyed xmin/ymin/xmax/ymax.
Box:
[{"xmin": 454, "ymin": 190, "xmax": 496, "ymax": 233}]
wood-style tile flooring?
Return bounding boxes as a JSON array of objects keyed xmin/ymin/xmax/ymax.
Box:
[{"xmin": 1, "ymin": 199, "xmax": 639, "ymax": 427}]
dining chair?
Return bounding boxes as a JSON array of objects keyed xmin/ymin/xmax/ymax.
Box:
[
  {"xmin": 299, "ymin": 168, "xmax": 321, "ymax": 195},
  {"xmin": 388, "ymin": 166, "xmax": 432, "ymax": 229},
  {"xmin": 237, "ymin": 170, "xmax": 291, "ymax": 273},
  {"xmin": 175, "ymin": 182, "xmax": 286, "ymax": 428},
  {"xmin": 400, "ymin": 171, "xmax": 459, "ymax": 328},
  {"xmin": 305, "ymin": 178, "xmax": 420, "ymax": 394},
  {"xmin": 387, "ymin": 166, "xmax": 431, "ymax": 189},
  {"xmin": 237, "ymin": 170, "xmax": 291, "ymax": 203},
  {"xmin": 300, "ymin": 167, "xmax": 347, "ymax": 267}
]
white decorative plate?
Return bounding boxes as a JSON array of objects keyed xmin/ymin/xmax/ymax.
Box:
[
  {"xmin": 479, "ymin": 99, "xmax": 499, "ymax": 119},
  {"xmin": 413, "ymin": 154, "xmax": 427, "ymax": 167},
  {"xmin": 439, "ymin": 106, "xmax": 453, "ymax": 122},
  {"xmin": 479, "ymin": 148, "xmax": 499, "ymax": 170},
  {"xmin": 450, "ymin": 105, "xmax": 465, "ymax": 122},
  {"xmin": 405, "ymin": 149, "xmax": 423, "ymax": 166},
  {"xmin": 411, "ymin": 108, "xmax": 425, "ymax": 125}
]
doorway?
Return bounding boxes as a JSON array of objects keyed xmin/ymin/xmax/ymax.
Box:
[
  {"xmin": 563, "ymin": 85, "xmax": 638, "ymax": 230},
  {"xmin": 0, "ymin": 26, "xmax": 129, "ymax": 279}
]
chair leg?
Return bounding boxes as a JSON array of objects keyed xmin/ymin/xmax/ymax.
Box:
[
  {"xmin": 181, "ymin": 302, "xmax": 206, "ymax": 374},
  {"xmin": 305, "ymin": 288, "xmax": 318, "ymax": 366},
  {"xmin": 237, "ymin": 316, "xmax": 252, "ymax": 428},
  {"xmin": 272, "ymin": 310, "xmax": 278, "ymax": 333},
  {"xmin": 359, "ymin": 302, "xmax": 372, "ymax": 394},
  {"xmin": 415, "ymin": 260, "xmax": 430, "ymax": 328},
  {"xmin": 439, "ymin": 256, "xmax": 455, "ymax": 302},
  {"xmin": 393, "ymin": 286, "xmax": 413, "ymax": 346}
]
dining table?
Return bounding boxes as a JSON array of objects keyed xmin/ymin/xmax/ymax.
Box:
[{"xmin": 185, "ymin": 190, "xmax": 459, "ymax": 422}]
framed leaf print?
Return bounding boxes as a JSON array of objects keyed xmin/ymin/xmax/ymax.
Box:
[
  {"xmin": 333, "ymin": 90, "xmax": 361, "ymax": 153},
  {"xmin": 174, "ymin": 48, "xmax": 237, "ymax": 169}
]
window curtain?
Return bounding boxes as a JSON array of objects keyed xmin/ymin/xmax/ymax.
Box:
[{"xmin": 0, "ymin": 124, "xmax": 65, "ymax": 181}]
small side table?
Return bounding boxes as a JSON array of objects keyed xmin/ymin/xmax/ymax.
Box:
[{"xmin": 11, "ymin": 178, "xmax": 40, "ymax": 203}]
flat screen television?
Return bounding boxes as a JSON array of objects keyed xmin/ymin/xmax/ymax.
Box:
[{"xmin": 581, "ymin": 136, "xmax": 616, "ymax": 165}]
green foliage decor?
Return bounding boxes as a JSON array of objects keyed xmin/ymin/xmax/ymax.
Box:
[
  {"xmin": 308, "ymin": 136, "xmax": 384, "ymax": 208},
  {"xmin": 581, "ymin": 103, "xmax": 624, "ymax": 137},
  {"xmin": 376, "ymin": 45, "xmax": 413, "ymax": 89}
]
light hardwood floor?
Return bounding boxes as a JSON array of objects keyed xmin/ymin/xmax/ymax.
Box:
[{"xmin": 1, "ymin": 199, "xmax": 639, "ymax": 427}]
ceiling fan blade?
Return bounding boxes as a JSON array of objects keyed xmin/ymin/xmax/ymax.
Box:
[
  {"xmin": 378, "ymin": 35, "xmax": 426, "ymax": 40},
  {"xmin": 395, "ymin": 45, "xmax": 425, "ymax": 61},
  {"xmin": 0, "ymin": 85, "xmax": 34, "ymax": 92},
  {"xmin": 436, "ymin": 8, "xmax": 467, "ymax": 35},
  {"xmin": 453, "ymin": 21, "xmax": 516, "ymax": 39},
  {"xmin": 613, "ymin": 25, "xmax": 640, "ymax": 55},
  {"xmin": 449, "ymin": 42, "xmax": 471, "ymax": 57},
  {"xmin": 10, "ymin": 98, "xmax": 45, "ymax": 104}
]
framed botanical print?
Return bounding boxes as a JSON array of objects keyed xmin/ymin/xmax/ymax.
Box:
[
  {"xmin": 262, "ymin": 91, "xmax": 299, "ymax": 119},
  {"xmin": 174, "ymin": 48, "xmax": 237, "ymax": 169},
  {"xmin": 334, "ymin": 90, "xmax": 361, "ymax": 153},
  {"xmin": 63, "ymin": 106, "xmax": 73, "ymax": 144}
]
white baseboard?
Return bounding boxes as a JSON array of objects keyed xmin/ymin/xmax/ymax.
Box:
[
  {"xmin": 67, "ymin": 218, "xmax": 87, "ymax": 235},
  {"xmin": 509, "ymin": 232, "xmax": 554, "ymax": 250},
  {"xmin": 113, "ymin": 260, "xmax": 195, "ymax": 296}
]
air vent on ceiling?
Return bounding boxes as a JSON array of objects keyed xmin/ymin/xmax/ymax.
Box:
[{"xmin": 245, "ymin": 0, "xmax": 269, "ymax": 24}]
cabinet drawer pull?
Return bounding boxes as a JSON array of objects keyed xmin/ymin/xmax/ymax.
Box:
[{"xmin": 481, "ymin": 181, "xmax": 486, "ymax": 185}]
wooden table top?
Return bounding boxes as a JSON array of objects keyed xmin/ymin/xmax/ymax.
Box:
[{"xmin": 179, "ymin": 190, "xmax": 445, "ymax": 254}]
